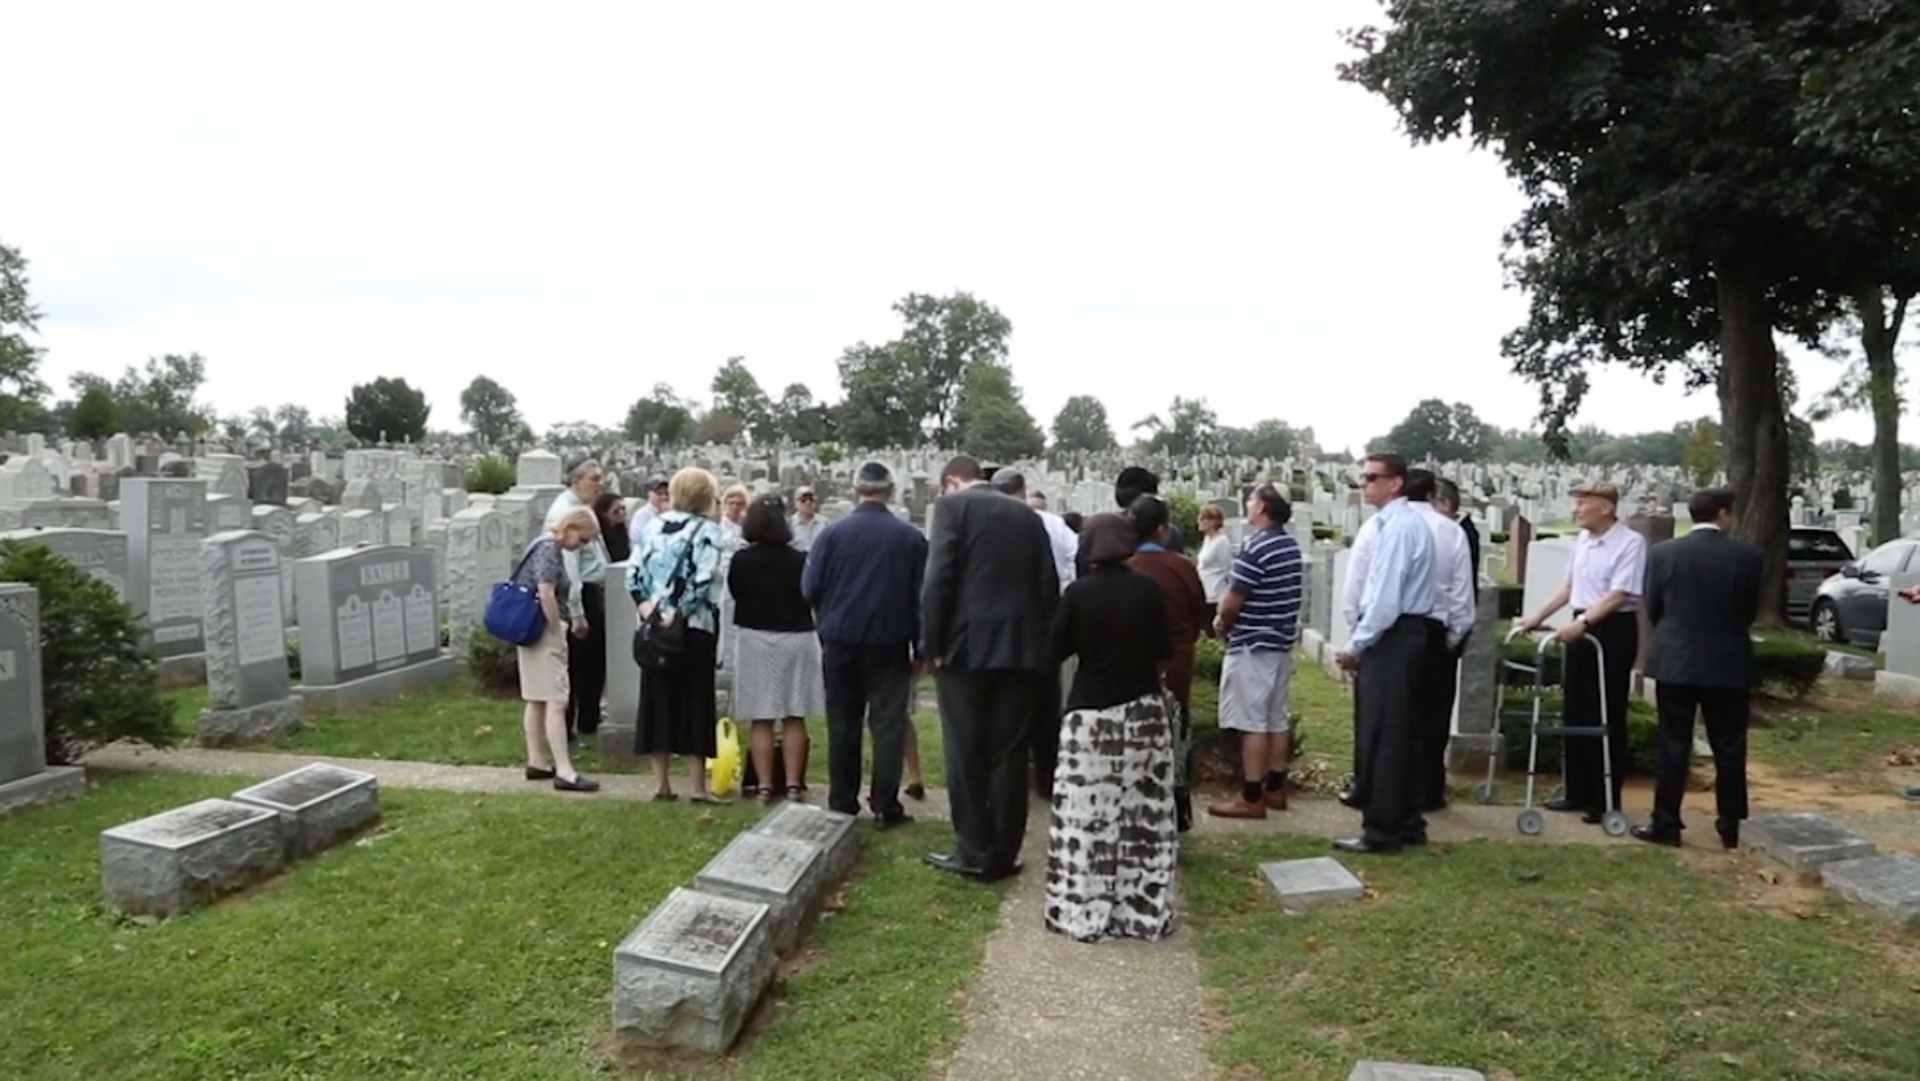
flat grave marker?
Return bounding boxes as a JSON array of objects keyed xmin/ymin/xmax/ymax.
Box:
[
  {"xmin": 694, "ymin": 830, "xmax": 829, "ymax": 952},
  {"xmin": 1745, "ymin": 813, "xmax": 1877, "ymax": 876},
  {"xmin": 751, "ymin": 802, "xmax": 858, "ymax": 881},
  {"xmin": 612, "ymin": 887, "xmax": 776, "ymax": 1053},
  {"xmin": 1819, "ymin": 853, "xmax": 1920, "ymax": 927},
  {"xmin": 1349, "ymin": 1064, "xmax": 1487, "ymax": 1081},
  {"xmin": 1261, "ymin": 857, "xmax": 1367, "ymax": 911},
  {"xmin": 233, "ymin": 763, "xmax": 380, "ymax": 857},
  {"xmin": 100, "ymin": 798, "xmax": 286, "ymax": 916}
]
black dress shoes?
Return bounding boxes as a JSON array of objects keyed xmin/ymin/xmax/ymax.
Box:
[
  {"xmin": 1544, "ymin": 797, "xmax": 1579, "ymax": 813},
  {"xmin": 1332, "ymin": 837, "xmax": 1402, "ymax": 855},
  {"xmin": 1630, "ymin": 825, "xmax": 1681, "ymax": 847},
  {"xmin": 1581, "ymin": 809, "xmax": 1605, "ymax": 825},
  {"xmin": 923, "ymin": 852, "xmax": 983, "ymax": 878},
  {"xmin": 977, "ymin": 859, "xmax": 1025, "ymax": 883},
  {"xmin": 1717, "ymin": 827, "xmax": 1739, "ymax": 850},
  {"xmin": 874, "ymin": 811, "xmax": 913, "ymax": 831},
  {"xmin": 524, "ymin": 766, "xmax": 556, "ymax": 781},
  {"xmin": 1338, "ymin": 791, "xmax": 1366, "ymax": 810}
]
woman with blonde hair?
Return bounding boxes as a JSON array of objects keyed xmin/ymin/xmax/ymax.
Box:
[
  {"xmin": 515, "ymin": 506, "xmax": 602, "ymax": 792},
  {"xmin": 630, "ymin": 468, "xmax": 728, "ymax": 801}
]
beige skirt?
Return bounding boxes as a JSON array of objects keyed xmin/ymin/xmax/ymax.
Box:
[{"xmin": 516, "ymin": 618, "xmax": 571, "ymax": 703}]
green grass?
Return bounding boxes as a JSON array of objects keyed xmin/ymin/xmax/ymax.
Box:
[
  {"xmin": 1186, "ymin": 833, "xmax": 1920, "ymax": 1080},
  {"xmin": 1750, "ymin": 683, "xmax": 1920, "ymax": 780},
  {"xmin": 0, "ymin": 772, "xmax": 1001, "ymax": 1081},
  {"xmin": 166, "ymin": 678, "xmax": 948, "ymax": 790}
]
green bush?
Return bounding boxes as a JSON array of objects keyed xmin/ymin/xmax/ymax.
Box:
[
  {"xmin": 1193, "ymin": 635, "xmax": 1225, "ymax": 684},
  {"xmin": 1311, "ymin": 525, "xmax": 1335, "ymax": 542},
  {"xmin": 1288, "ymin": 484, "xmax": 1308, "ymax": 504},
  {"xmin": 1489, "ymin": 531, "xmax": 1510, "ymax": 544},
  {"xmin": 1497, "ymin": 583, "xmax": 1524, "ymax": 619},
  {"xmin": 0, "ymin": 542, "xmax": 174, "ymax": 764},
  {"xmin": 1497, "ymin": 692, "xmax": 1658, "ymax": 774},
  {"xmin": 1753, "ymin": 636, "xmax": 1824, "ymax": 699},
  {"xmin": 1163, "ymin": 494, "xmax": 1201, "ymax": 553},
  {"xmin": 466, "ymin": 454, "xmax": 515, "ymax": 495},
  {"xmin": 285, "ymin": 629, "xmax": 301, "ymax": 680},
  {"xmin": 466, "ymin": 631, "xmax": 521, "ymax": 695}
]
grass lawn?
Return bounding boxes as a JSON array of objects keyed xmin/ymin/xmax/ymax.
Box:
[
  {"xmin": 1186, "ymin": 833, "xmax": 1920, "ymax": 1081},
  {"xmin": 166, "ymin": 678, "xmax": 949, "ymax": 790},
  {"xmin": 1751, "ymin": 682, "xmax": 1920, "ymax": 780},
  {"xmin": 0, "ymin": 772, "xmax": 1000, "ymax": 1081}
]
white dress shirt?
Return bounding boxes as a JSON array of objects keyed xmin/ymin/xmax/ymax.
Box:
[
  {"xmin": 1340, "ymin": 513, "xmax": 1384, "ymax": 632},
  {"xmin": 1348, "ymin": 497, "xmax": 1435, "ymax": 655},
  {"xmin": 789, "ymin": 514, "xmax": 824, "ymax": 553},
  {"xmin": 1036, "ymin": 508, "xmax": 1078, "ymax": 591},
  {"xmin": 627, "ymin": 502, "xmax": 661, "ymax": 551},
  {"xmin": 1567, "ymin": 519, "xmax": 1647, "ymax": 611},
  {"xmin": 1419, "ymin": 502, "xmax": 1475, "ymax": 647},
  {"xmin": 1197, "ymin": 532, "xmax": 1235, "ymax": 604}
]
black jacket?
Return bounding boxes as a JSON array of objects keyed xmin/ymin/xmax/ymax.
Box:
[
  {"xmin": 921, "ymin": 483, "xmax": 1060, "ymax": 672},
  {"xmin": 1459, "ymin": 515, "xmax": 1481, "ymax": 601},
  {"xmin": 1643, "ymin": 527, "xmax": 1764, "ymax": 689}
]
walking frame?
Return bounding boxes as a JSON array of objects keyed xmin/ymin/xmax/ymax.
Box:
[{"xmin": 1493, "ymin": 627, "xmax": 1631, "ymax": 839}]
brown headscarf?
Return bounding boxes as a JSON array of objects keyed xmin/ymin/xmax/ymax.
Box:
[{"xmin": 1079, "ymin": 512, "xmax": 1138, "ymax": 567}]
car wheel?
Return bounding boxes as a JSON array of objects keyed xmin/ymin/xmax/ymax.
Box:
[{"xmin": 1812, "ymin": 600, "xmax": 1843, "ymax": 643}]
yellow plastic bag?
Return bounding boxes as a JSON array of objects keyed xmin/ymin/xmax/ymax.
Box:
[{"xmin": 707, "ymin": 717, "xmax": 742, "ymax": 798}]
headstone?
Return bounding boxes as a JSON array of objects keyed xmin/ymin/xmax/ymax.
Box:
[
  {"xmin": 1329, "ymin": 548, "xmax": 1354, "ymax": 652},
  {"xmin": 340, "ymin": 479, "xmax": 385, "ymax": 512},
  {"xmin": 0, "ymin": 456, "xmax": 56, "ymax": 505},
  {"xmin": 294, "ymin": 544, "xmax": 457, "ymax": 711},
  {"xmin": 1507, "ymin": 515, "xmax": 1533, "ymax": 585},
  {"xmin": 693, "ymin": 830, "xmax": 830, "ymax": 953},
  {"xmin": 0, "ymin": 584, "xmax": 83, "ymax": 815},
  {"xmin": 206, "ymin": 493, "xmax": 252, "ymax": 533},
  {"xmin": 120, "ymin": 478, "xmax": 211, "ymax": 659},
  {"xmin": 598, "ymin": 559, "xmax": 643, "ymax": 768},
  {"xmin": 196, "ymin": 454, "xmax": 249, "ymax": 499},
  {"xmin": 516, "ymin": 449, "xmax": 563, "ymax": 488},
  {"xmin": 1875, "ymin": 573, "xmax": 1920, "ymax": 706},
  {"xmin": 1259, "ymin": 857, "xmax": 1366, "ymax": 912},
  {"xmin": 14, "ymin": 497, "xmax": 113, "ymax": 531},
  {"xmin": 1447, "ymin": 587, "xmax": 1502, "ymax": 769},
  {"xmin": 1745, "ymin": 813, "xmax": 1877, "ymax": 876},
  {"xmin": 1348, "ymin": 1064, "xmax": 1486, "ymax": 1081},
  {"xmin": 1819, "ymin": 853, "xmax": 1920, "ymax": 927},
  {"xmin": 232, "ymin": 763, "xmax": 381, "ymax": 858},
  {"xmin": 107, "ymin": 433, "xmax": 134, "ymax": 471},
  {"xmin": 1520, "ymin": 537, "xmax": 1574, "ymax": 630},
  {"xmin": 446, "ymin": 506, "xmax": 513, "ymax": 659},
  {"xmin": 246, "ymin": 461, "xmax": 289, "ymax": 505},
  {"xmin": 612, "ymin": 887, "xmax": 776, "ymax": 1053},
  {"xmin": 197, "ymin": 531, "xmax": 301, "ymax": 744},
  {"xmin": 1306, "ymin": 546, "xmax": 1335, "ymax": 639},
  {"xmin": 251, "ymin": 505, "xmax": 297, "ymax": 620},
  {"xmin": 751, "ymin": 802, "xmax": 858, "ymax": 881},
  {"xmin": 99, "ymin": 799, "xmax": 286, "ymax": 916},
  {"xmin": 339, "ymin": 508, "xmax": 384, "ymax": 546},
  {"xmin": 0, "ymin": 527, "xmax": 128, "ymax": 601}
]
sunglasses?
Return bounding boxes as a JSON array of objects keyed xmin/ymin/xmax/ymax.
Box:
[{"xmin": 1361, "ymin": 473, "xmax": 1386, "ymax": 483}]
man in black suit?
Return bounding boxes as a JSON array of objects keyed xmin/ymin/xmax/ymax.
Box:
[
  {"xmin": 922, "ymin": 455, "xmax": 1061, "ymax": 881},
  {"xmin": 1435, "ymin": 479, "xmax": 1480, "ymax": 602},
  {"xmin": 1633, "ymin": 487, "xmax": 1764, "ymax": 849}
]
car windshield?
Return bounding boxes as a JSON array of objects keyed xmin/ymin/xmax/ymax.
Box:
[
  {"xmin": 1788, "ymin": 531, "xmax": 1852, "ymax": 561},
  {"xmin": 1860, "ymin": 542, "xmax": 1914, "ymax": 576}
]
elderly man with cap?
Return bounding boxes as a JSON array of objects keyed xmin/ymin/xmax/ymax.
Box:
[
  {"xmin": 1517, "ymin": 480, "xmax": 1647, "ymax": 828},
  {"xmin": 627, "ymin": 474, "xmax": 671, "ymax": 550},
  {"xmin": 789, "ymin": 486, "xmax": 824, "ymax": 553}
]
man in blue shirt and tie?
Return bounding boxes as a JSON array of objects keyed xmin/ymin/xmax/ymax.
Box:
[{"xmin": 1332, "ymin": 452, "xmax": 1436, "ymax": 854}]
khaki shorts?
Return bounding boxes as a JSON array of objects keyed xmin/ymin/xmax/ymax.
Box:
[
  {"xmin": 516, "ymin": 619, "xmax": 571, "ymax": 704},
  {"xmin": 1218, "ymin": 648, "xmax": 1293, "ymax": 734}
]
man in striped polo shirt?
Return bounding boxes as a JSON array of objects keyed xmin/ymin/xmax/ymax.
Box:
[{"xmin": 1208, "ymin": 484, "xmax": 1304, "ymax": 820}]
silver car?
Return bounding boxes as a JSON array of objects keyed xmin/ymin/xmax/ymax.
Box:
[
  {"xmin": 1811, "ymin": 538, "xmax": 1920, "ymax": 648},
  {"xmin": 1786, "ymin": 528, "xmax": 1853, "ymax": 624}
]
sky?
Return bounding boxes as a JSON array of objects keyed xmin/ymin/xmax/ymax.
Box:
[{"xmin": 0, "ymin": 0, "xmax": 1886, "ymax": 454}]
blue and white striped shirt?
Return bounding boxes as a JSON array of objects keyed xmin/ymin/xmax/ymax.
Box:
[{"xmin": 1227, "ymin": 526, "xmax": 1303, "ymax": 654}]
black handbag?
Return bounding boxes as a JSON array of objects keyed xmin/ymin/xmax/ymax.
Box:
[{"xmin": 633, "ymin": 521, "xmax": 704, "ymax": 671}]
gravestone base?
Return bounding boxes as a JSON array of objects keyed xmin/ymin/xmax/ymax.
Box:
[
  {"xmin": 1444, "ymin": 732, "xmax": 1500, "ymax": 772},
  {"xmin": 155, "ymin": 652, "xmax": 208, "ymax": 690},
  {"xmin": 100, "ymin": 798, "xmax": 286, "ymax": 917},
  {"xmin": 1261, "ymin": 857, "xmax": 1366, "ymax": 912},
  {"xmin": 296, "ymin": 654, "xmax": 459, "ymax": 713},
  {"xmin": 233, "ymin": 763, "xmax": 381, "ymax": 858},
  {"xmin": 197, "ymin": 697, "xmax": 303, "ymax": 746},
  {"xmin": 0, "ymin": 765, "xmax": 87, "ymax": 817},
  {"xmin": 612, "ymin": 888, "xmax": 776, "ymax": 1053},
  {"xmin": 597, "ymin": 723, "xmax": 644, "ymax": 770},
  {"xmin": 1349, "ymin": 1063, "xmax": 1486, "ymax": 1081},
  {"xmin": 1745, "ymin": 813, "xmax": 1877, "ymax": 878},
  {"xmin": 1819, "ymin": 853, "xmax": 1920, "ymax": 927},
  {"xmin": 1872, "ymin": 670, "xmax": 1920, "ymax": 706},
  {"xmin": 1824, "ymin": 651, "xmax": 1877, "ymax": 682},
  {"xmin": 1298, "ymin": 629, "xmax": 1327, "ymax": 666}
]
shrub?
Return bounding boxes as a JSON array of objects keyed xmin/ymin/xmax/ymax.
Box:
[
  {"xmin": 1753, "ymin": 636, "xmax": 1824, "ymax": 699},
  {"xmin": 1193, "ymin": 635, "xmax": 1225, "ymax": 684},
  {"xmin": 1497, "ymin": 583, "xmax": 1524, "ymax": 619},
  {"xmin": 1163, "ymin": 494, "xmax": 1201, "ymax": 552},
  {"xmin": 1489, "ymin": 531, "xmax": 1510, "ymax": 545},
  {"xmin": 466, "ymin": 631, "xmax": 521, "ymax": 695},
  {"xmin": 285, "ymin": 629, "xmax": 302, "ymax": 680},
  {"xmin": 1498, "ymin": 692, "xmax": 1658, "ymax": 774},
  {"xmin": 466, "ymin": 454, "xmax": 515, "ymax": 495},
  {"xmin": 0, "ymin": 542, "xmax": 174, "ymax": 764},
  {"xmin": 1288, "ymin": 484, "xmax": 1307, "ymax": 504},
  {"xmin": 1311, "ymin": 525, "xmax": 1335, "ymax": 542}
]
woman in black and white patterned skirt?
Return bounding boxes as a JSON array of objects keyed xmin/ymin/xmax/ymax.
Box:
[
  {"xmin": 1044, "ymin": 513, "xmax": 1176, "ymax": 942},
  {"xmin": 728, "ymin": 494, "xmax": 825, "ymax": 802}
]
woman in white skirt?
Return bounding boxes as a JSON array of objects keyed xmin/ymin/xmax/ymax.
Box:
[
  {"xmin": 514, "ymin": 507, "xmax": 602, "ymax": 793},
  {"xmin": 1045, "ymin": 513, "xmax": 1176, "ymax": 942},
  {"xmin": 727, "ymin": 494, "xmax": 825, "ymax": 802}
]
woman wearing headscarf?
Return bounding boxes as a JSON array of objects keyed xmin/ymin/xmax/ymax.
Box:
[
  {"xmin": 630, "ymin": 468, "xmax": 727, "ymax": 802},
  {"xmin": 1044, "ymin": 513, "xmax": 1176, "ymax": 942}
]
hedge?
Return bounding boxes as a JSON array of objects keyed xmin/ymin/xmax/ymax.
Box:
[{"xmin": 1498, "ymin": 630, "xmax": 1827, "ymax": 700}]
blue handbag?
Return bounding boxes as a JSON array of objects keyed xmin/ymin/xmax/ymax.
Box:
[{"xmin": 484, "ymin": 541, "xmax": 549, "ymax": 646}]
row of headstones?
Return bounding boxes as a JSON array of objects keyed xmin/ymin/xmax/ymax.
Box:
[
  {"xmin": 99, "ymin": 763, "xmax": 382, "ymax": 918},
  {"xmin": 1743, "ymin": 813, "xmax": 1920, "ymax": 927},
  {"xmin": 612, "ymin": 802, "xmax": 858, "ymax": 1053}
]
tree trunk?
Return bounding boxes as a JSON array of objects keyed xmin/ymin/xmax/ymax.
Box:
[
  {"xmin": 1717, "ymin": 269, "xmax": 1791, "ymax": 627},
  {"xmin": 1856, "ymin": 284, "xmax": 1906, "ymax": 547}
]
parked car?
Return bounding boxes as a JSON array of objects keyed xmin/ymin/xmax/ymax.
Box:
[
  {"xmin": 1810, "ymin": 538, "xmax": 1920, "ymax": 648},
  {"xmin": 1786, "ymin": 528, "xmax": 1855, "ymax": 623}
]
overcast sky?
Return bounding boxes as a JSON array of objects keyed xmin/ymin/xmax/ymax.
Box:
[{"xmin": 2, "ymin": 0, "xmax": 1884, "ymax": 454}]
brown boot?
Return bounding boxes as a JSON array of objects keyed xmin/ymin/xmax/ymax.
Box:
[
  {"xmin": 1207, "ymin": 797, "xmax": 1268, "ymax": 820},
  {"xmin": 1263, "ymin": 787, "xmax": 1288, "ymax": 811}
]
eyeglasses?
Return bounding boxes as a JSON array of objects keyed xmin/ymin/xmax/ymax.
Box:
[
  {"xmin": 1361, "ymin": 473, "xmax": 1385, "ymax": 483},
  {"xmin": 798, "ymin": 495, "xmax": 816, "ymax": 502}
]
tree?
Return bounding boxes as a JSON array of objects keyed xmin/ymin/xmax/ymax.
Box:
[
  {"xmin": 623, "ymin": 383, "xmax": 696, "ymax": 446},
  {"xmin": 1224, "ymin": 418, "xmax": 1313, "ymax": 460},
  {"xmin": 273, "ymin": 403, "xmax": 313, "ymax": 446},
  {"xmin": 1051, "ymin": 395, "xmax": 1117, "ymax": 452},
  {"xmin": 1683, "ymin": 417, "xmax": 1724, "ymax": 487},
  {"xmin": 0, "ymin": 241, "xmax": 51, "ymax": 433},
  {"xmin": 542, "ymin": 420, "xmax": 615, "ymax": 456},
  {"xmin": 954, "ymin": 363, "xmax": 1045, "ymax": 462},
  {"xmin": 835, "ymin": 342, "xmax": 922, "ymax": 448},
  {"xmin": 1339, "ymin": 4, "xmax": 1900, "ymax": 621},
  {"xmin": 774, "ymin": 383, "xmax": 836, "ymax": 446},
  {"xmin": 1373, "ymin": 399, "xmax": 1491, "ymax": 462},
  {"xmin": 67, "ymin": 383, "xmax": 117, "ymax": 440},
  {"xmin": 892, "ymin": 293, "xmax": 1013, "ymax": 446},
  {"xmin": 459, "ymin": 376, "xmax": 525, "ymax": 449},
  {"xmin": 697, "ymin": 410, "xmax": 746, "ymax": 445},
  {"xmin": 89, "ymin": 353, "xmax": 212, "ymax": 436},
  {"xmin": 344, "ymin": 377, "xmax": 430, "ymax": 443},
  {"xmin": 710, "ymin": 357, "xmax": 776, "ymax": 444},
  {"xmin": 1133, "ymin": 397, "xmax": 1219, "ymax": 456}
]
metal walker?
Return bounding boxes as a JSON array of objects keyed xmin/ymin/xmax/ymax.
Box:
[{"xmin": 1494, "ymin": 627, "xmax": 1631, "ymax": 838}]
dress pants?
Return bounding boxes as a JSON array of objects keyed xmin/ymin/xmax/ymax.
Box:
[
  {"xmin": 821, "ymin": 641, "xmax": 913, "ymax": 818},
  {"xmin": 1416, "ymin": 620, "xmax": 1460, "ymax": 809},
  {"xmin": 1355, "ymin": 615, "xmax": 1430, "ymax": 846},
  {"xmin": 1561, "ymin": 609, "xmax": 1637, "ymax": 814},
  {"xmin": 936, "ymin": 668, "xmax": 1037, "ymax": 874},
  {"xmin": 565, "ymin": 584, "xmax": 606, "ymax": 736},
  {"xmin": 1650, "ymin": 682, "xmax": 1748, "ymax": 834}
]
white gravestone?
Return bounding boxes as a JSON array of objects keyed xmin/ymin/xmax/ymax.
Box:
[
  {"xmin": 446, "ymin": 505, "xmax": 512, "ymax": 659},
  {"xmin": 0, "ymin": 585, "xmax": 85, "ymax": 815},
  {"xmin": 612, "ymin": 887, "xmax": 776, "ymax": 1053},
  {"xmin": 233, "ymin": 763, "xmax": 380, "ymax": 858},
  {"xmin": 120, "ymin": 478, "xmax": 211, "ymax": 660},
  {"xmin": 100, "ymin": 799, "xmax": 286, "ymax": 917},
  {"xmin": 0, "ymin": 527, "xmax": 128, "ymax": 601},
  {"xmin": 1520, "ymin": 537, "xmax": 1574, "ymax": 630},
  {"xmin": 197, "ymin": 531, "xmax": 301, "ymax": 744}
]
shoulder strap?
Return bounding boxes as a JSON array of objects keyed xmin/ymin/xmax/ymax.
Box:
[{"xmin": 508, "ymin": 538, "xmax": 545, "ymax": 582}]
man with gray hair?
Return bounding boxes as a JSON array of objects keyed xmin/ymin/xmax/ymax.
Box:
[
  {"xmin": 546, "ymin": 458, "xmax": 609, "ymax": 737},
  {"xmin": 802, "ymin": 461, "xmax": 929, "ymax": 826}
]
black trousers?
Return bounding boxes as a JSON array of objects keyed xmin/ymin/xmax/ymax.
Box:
[
  {"xmin": 1562, "ymin": 609, "xmax": 1637, "ymax": 813},
  {"xmin": 821, "ymin": 641, "xmax": 913, "ymax": 818},
  {"xmin": 1030, "ymin": 668, "xmax": 1062, "ymax": 799},
  {"xmin": 936, "ymin": 668, "xmax": 1036, "ymax": 874},
  {"xmin": 565, "ymin": 584, "xmax": 606, "ymax": 735},
  {"xmin": 1651, "ymin": 682, "xmax": 1749, "ymax": 834},
  {"xmin": 1356, "ymin": 615, "xmax": 1430, "ymax": 846},
  {"xmin": 1417, "ymin": 620, "xmax": 1459, "ymax": 809}
]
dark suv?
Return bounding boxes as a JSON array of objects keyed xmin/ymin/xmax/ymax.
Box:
[
  {"xmin": 1810, "ymin": 538, "xmax": 1920, "ymax": 648},
  {"xmin": 1786, "ymin": 528, "xmax": 1854, "ymax": 624}
]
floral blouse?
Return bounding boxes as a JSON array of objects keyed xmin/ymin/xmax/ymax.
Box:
[{"xmin": 627, "ymin": 511, "xmax": 723, "ymax": 634}]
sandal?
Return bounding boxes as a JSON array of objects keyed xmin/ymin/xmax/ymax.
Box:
[
  {"xmin": 757, "ymin": 786, "xmax": 776, "ymax": 805},
  {"xmin": 784, "ymin": 785, "xmax": 807, "ymax": 803},
  {"xmin": 690, "ymin": 793, "xmax": 733, "ymax": 805}
]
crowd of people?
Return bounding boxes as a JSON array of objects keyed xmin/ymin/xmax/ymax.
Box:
[{"xmin": 509, "ymin": 448, "xmax": 1796, "ymax": 942}]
